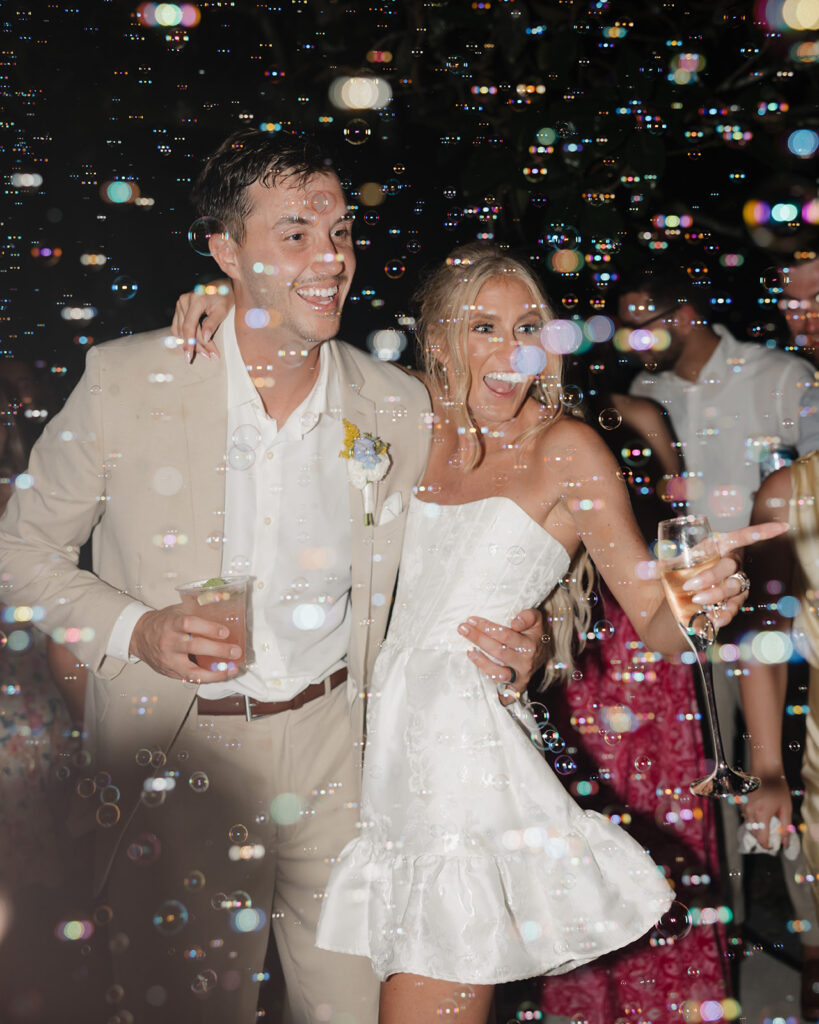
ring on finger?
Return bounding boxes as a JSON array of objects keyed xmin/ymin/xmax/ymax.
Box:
[
  {"xmin": 728, "ymin": 570, "xmax": 751, "ymax": 594},
  {"xmin": 507, "ymin": 667, "xmax": 517, "ymax": 686}
]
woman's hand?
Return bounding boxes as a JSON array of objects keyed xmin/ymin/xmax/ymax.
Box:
[
  {"xmin": 171, "ymin": 280, "xmax": 233, "ymax": 362},
  {"xmin": 639, "ymin": 520, "xmax": 790, "ymax": 632},
  {"xmin": 741, "ymin": 774, "xmax": 793, "ymax": 849},
  {"xmin": 459, "ymin": 608, "xmax": 548, "ymax": 705},
  {"xmin": 676, "ymin": 520, "xmax": 789, "ymax": 630}
]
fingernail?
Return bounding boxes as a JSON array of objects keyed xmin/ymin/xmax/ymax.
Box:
[
  {"xmin": 512, "ymin": 615, "xmax": 524, "ymax": 626},
  {"xmin": 185, "ymin": 350, "xmax": 192, "ymax": 364},
  {"xmin": 682, "ymin": 577, "xmax": 703, "ymax": 591},
  {"xmin": 458, "ymin": 624, "xmax": 469, "ymax": 635},
  {"xmin": 230, "ymin": 646, "xmax": 241, "ymax": 657},
  {"xmin": 219, "ymin": 627, "xmax": 229, "ymax": 638},
  {"xmin": 467, "ymin": 617, "xmax": 478, "ymax": 626},
  {"xmin": 692, "ymin": 593, "xmax": 708, "ymax": 604}
]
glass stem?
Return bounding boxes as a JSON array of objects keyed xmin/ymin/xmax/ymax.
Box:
[
  {"xmin": 680, "ymin": 621, "xmax": 728, "ymax": 768},
  {"xmin": 697, "ymin": 652, "xmax": 728, "ymax": 768}
]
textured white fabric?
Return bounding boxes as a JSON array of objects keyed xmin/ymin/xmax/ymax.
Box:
[
  {"xmin": 317, "ymin": 494, "xmax": 673, "ymax": 984},
  {"xmin": 200, "ymin": 310, "xmax": 351, "ymax": 701}
]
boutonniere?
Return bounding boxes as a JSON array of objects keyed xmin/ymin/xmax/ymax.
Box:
[{"xmin": 339, "ymin": 419, "xmax": 391, "ymax": 526}]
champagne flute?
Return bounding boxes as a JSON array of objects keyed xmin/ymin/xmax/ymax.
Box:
[{"xmin": 657, "ymin": 514, "xmax": 759, "ymax": 800}]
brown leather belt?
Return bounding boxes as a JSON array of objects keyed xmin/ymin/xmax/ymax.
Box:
[{"xmin": 197, "ymin": 668, "xmax": 347, "ymax": 721}]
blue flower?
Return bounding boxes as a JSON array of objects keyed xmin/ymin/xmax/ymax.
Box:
[{"xmin": 353, "ymin": 437, "xmax": 380, "ymax": 470}]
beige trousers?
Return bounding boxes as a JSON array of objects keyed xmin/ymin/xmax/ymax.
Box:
[{"xmin": 104, "ymin": 683, "xmax": 379, "ymax": 1023}]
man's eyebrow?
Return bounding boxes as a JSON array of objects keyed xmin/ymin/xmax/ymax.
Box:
[
  {"xmin": 272, "ymin": 212, "xmax": 355, "ymax": 228},
  {"xmin": 273, "ymin": 214, "xmax": 312, "ymax": 228}
]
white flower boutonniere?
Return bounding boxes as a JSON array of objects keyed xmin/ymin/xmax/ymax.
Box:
[{"xmin": 339, "ymin": 419, "xmax": 391, "ymax": 526}]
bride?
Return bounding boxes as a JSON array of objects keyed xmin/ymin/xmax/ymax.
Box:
[{"xmin": 177, "ymin": 242, "xmax": 783, "ymax": 1024}]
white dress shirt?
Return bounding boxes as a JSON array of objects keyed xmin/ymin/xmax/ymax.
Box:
[
  {"xmin": 108, "ymin": 309, "xmax": 352, "ymax": 701},
  {"xmin": 630, "ymin": 324, "xmax": 818, "ymax": 531}
]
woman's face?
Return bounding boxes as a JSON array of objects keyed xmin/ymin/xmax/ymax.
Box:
[{"xmin": 461, "ymin": 275, "xmax": 547, "ymax": 427}]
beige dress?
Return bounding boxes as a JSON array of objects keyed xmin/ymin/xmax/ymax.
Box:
[{"xmin": 791, "ymin": 452, "xmax": 819, "ymax": 889}]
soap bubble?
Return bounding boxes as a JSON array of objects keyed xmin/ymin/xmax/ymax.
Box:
[
  {"xmin": 188, "ymin": 217, "xmax": 229, "ymax": 256},
  {"xmin": 152, "ymin": 900, "xmax": 189, "ymax": 936}
]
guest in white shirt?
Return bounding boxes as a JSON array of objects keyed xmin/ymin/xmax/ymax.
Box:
[
  {"xmin": 615, "ymin": 259, "xmax": 818, "ymax": 932},
  {"xmin": 618, "ymin": 264, "xmax": 818, "ymax": 532}
]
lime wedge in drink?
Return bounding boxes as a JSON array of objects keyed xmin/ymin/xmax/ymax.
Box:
[{"xmin": 197, "ymin": 578, "xmax": 230, "ymax": 605}]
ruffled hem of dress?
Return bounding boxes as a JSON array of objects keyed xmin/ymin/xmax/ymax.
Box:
[{"xmin": 316, "ymin": 822, "xmax": 675, "ymax": 985}]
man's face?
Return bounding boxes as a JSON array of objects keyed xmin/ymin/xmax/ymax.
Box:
[
  {"xmin": 780, "ymin": 258, "xmax": 819, "ymax": 358},
  {"xmin": 617, "ymin": 290, "xmax": 685, "ymax": 372},
  {"xmin": 219, "ymin": 171, "xmax": 355, "ymax": 348}
]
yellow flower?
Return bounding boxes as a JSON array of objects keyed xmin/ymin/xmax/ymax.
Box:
[{"xmin": 340, "ymin": 418, "xmax": 361, "ymax": 460}]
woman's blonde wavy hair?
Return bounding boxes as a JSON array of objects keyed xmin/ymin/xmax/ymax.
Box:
[{"xmin": 414, "ymin": 242, "xmax": 595, "ymax": 688}]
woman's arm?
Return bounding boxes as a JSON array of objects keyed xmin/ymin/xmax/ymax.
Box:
[
  {"xmin": 540, "ymin": 419, "xmax": 787, "ymax": 656},
  {"xmin": 739, "ymin": 466, "xmax": 795, "ymax": 845},
  {"xmin": 611, "ymin": 393, "xmax": 683, "ymax": 478}
]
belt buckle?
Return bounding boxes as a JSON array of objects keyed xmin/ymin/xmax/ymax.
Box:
[
  {"xmin": 245, "ymin": 696, "xmax": 278, "ymax": 722},
  {"xmin": 244, "ymin": 695, "xmax": 265, "ymax": 722}
]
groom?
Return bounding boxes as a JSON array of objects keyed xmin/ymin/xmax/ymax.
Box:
[{"xmin": 0, "ymin": 128, "xmax": 545, "ymax": 1024}]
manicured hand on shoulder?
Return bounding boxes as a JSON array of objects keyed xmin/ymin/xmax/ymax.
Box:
[{"xmin": 170, "ymin": 279, "xmax": 233, "ymax": 362}]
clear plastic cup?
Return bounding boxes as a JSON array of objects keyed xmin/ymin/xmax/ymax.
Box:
[{"xmin": 175, "ymin": 575, "xmax": 249, "ymax": 671}]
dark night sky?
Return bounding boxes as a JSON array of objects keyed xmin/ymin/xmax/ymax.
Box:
[{"xmin": 4, "ymin": 0, "xmax": 819, "ymax": 397}]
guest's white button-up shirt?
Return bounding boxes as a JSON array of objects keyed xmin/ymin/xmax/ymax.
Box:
[{"xmin": 630, "ymin": 324, "xmax": 819, "ymax": 531}]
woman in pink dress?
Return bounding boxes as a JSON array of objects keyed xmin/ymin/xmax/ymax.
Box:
[{"xmin": 541, "ymin": 379, "xmax": 729, "ymax": 1021}]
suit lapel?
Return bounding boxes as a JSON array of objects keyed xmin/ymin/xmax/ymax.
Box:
[
  {"xmin": 329, "ymin": 341, "xmax": 377, "ymax": 688},
  {"xmin": 330, "ymin": 340, "xmax": 378, "ymax": 524},
  {"xmin": 180, "ymin": 335, "xmax": 228, "ymax": 577}
]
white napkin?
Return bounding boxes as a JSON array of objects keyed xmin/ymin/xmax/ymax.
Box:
[
  {"xmin": 737, "ymin": 816, "xmax": 800, "ymax": 858},
  {"xmin": 377, "ymin": 491, "xmax": 403, "ymax": 525}
]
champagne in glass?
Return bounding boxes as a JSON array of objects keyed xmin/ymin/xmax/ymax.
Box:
[
  {"xmin": 657, "ymin": 519, "xmax": 720, "ymax": 634},
  {"xmin": 656, "ymin": 515, "xmax": 758, "ymax": 800}
]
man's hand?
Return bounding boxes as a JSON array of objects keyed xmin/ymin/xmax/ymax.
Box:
[
  {"xmin": 458, "ymin": 608, "xmax": 547, "ymax": 704},
  {"xmin": 741, "ymin": 774, "xmax": 793, "ymax": 850},
  {"xmin": 130, "ymin": 605, "xmax": 243, "ymax": 683}
]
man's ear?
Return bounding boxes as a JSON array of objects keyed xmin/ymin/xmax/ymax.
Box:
[
  {"xmin": 208, "ymin": 231, "xmax": 240, "ymax": 280},
  {"xmin": 675, "ymin": 302, "xmax": 699, "ymax": 336}
]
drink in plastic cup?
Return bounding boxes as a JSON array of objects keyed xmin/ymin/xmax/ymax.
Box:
[{"xmin": 175, "ymin": 575, "xmax": 249, "ymax": 671}]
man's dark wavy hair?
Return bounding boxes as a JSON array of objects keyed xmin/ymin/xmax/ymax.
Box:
[
  {"xmin": 190, "ymin": 128, "xmax": 336, "ymax": 243},
  {"xmin": 615, "ymin": 259, "xmax": 714, "ymax": 321}
]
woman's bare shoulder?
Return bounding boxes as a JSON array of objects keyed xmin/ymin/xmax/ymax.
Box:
[
  {"xmin": 530, "ymin": 415, "xmax": 620, "ymax": 478},
  {"xmin": 536, "ymin": 414, "xmax": 611, "ymax": 453}
]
